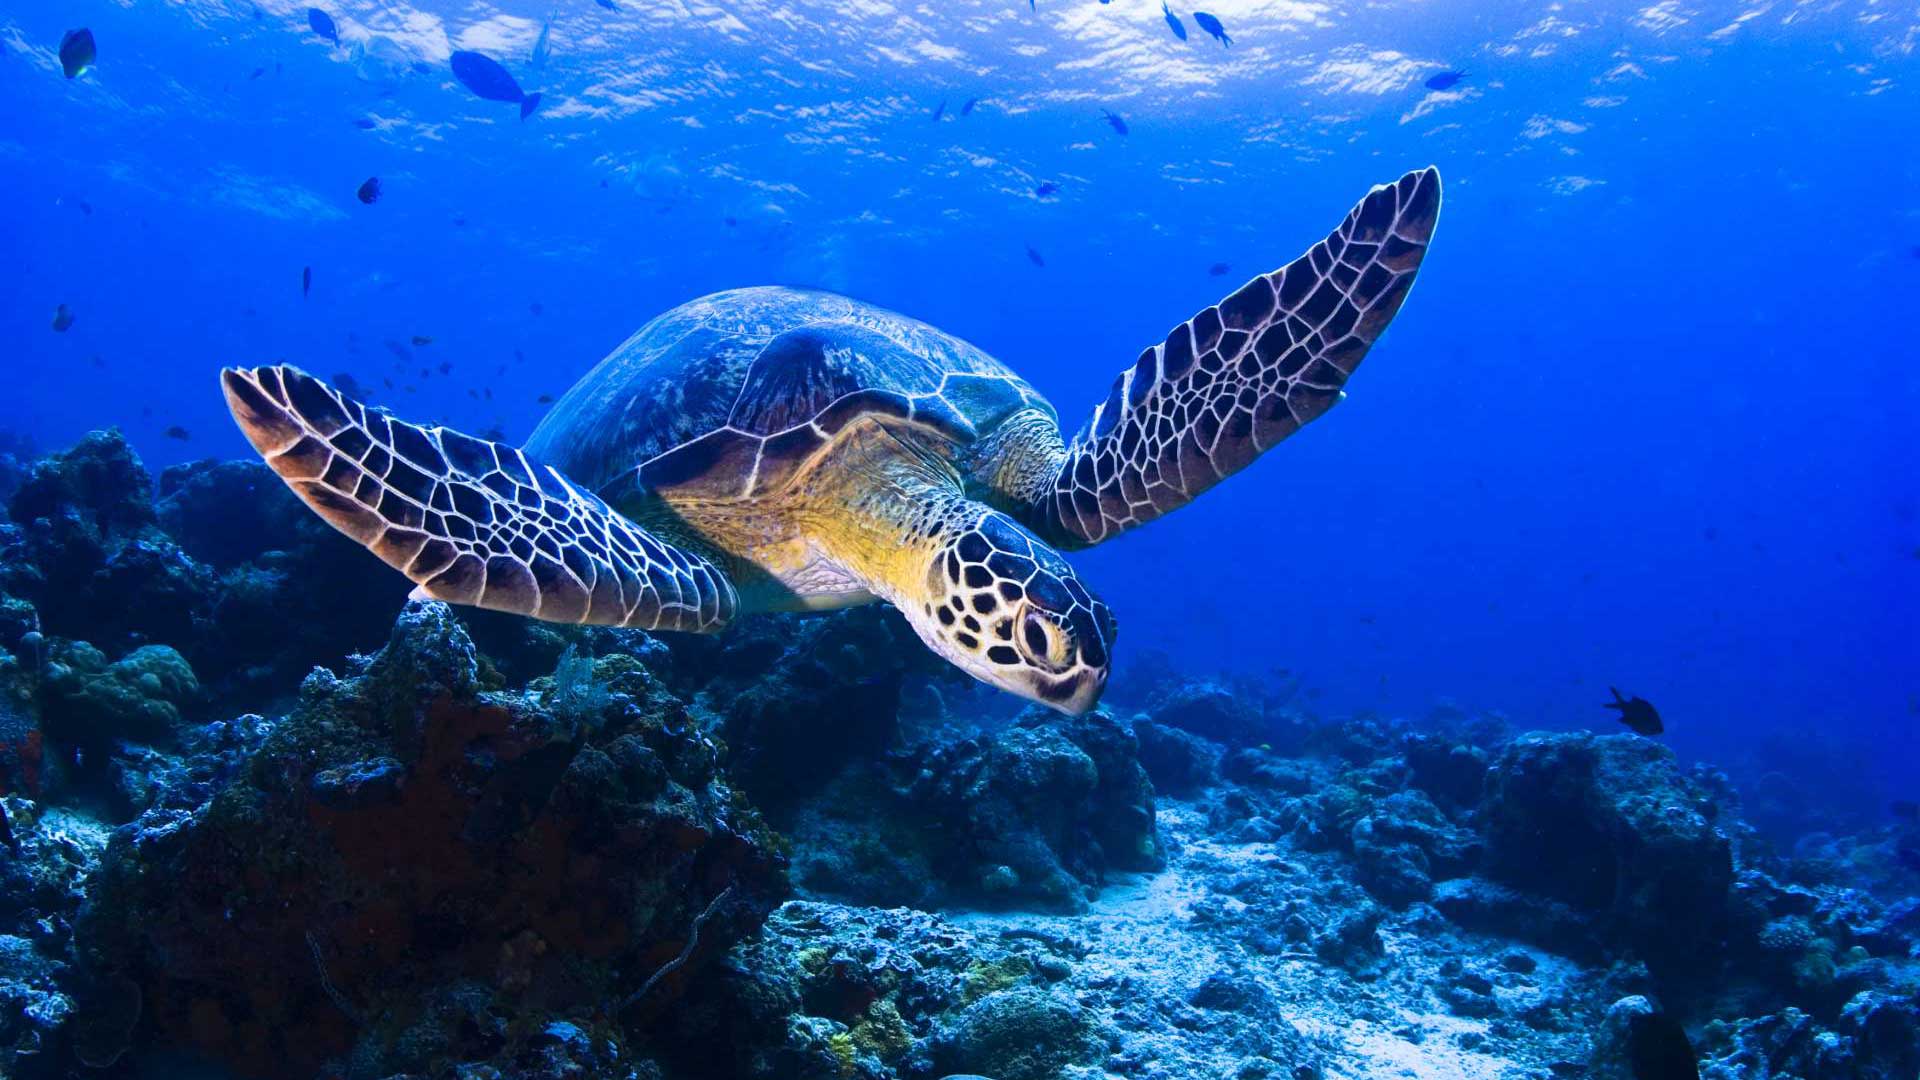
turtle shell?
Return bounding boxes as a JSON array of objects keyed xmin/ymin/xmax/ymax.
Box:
[{"xmin": 524, "ymin": 287, "xmax": 1056, "ymax": 501}]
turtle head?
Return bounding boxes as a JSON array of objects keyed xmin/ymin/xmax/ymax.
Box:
[{"xmin": 913, "ymin": 510, "xmax": 1116, "ymax": 715}]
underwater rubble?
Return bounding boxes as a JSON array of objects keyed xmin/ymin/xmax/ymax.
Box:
[{"xmin": 0, "ymin": 429, "xmax": 1916, "ymax": 1079}]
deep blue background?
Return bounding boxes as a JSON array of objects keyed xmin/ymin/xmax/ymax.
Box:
[{"xmin": 2, "ymin": 0, "xmax": 1915, "ymax": 809}]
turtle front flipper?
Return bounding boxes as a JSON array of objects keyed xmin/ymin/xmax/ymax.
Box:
[
  {"xmin": 220, "ymin": 365, "xmax": 737, "ymax": 632},
  {"xmin": 1038, "ymin": 167, "xmax": 1440, "ymax": 546}
]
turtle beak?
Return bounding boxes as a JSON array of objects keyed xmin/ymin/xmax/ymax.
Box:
[{"xmin": 1034, "ymin": 665, "xmax": 1107, "ymax": 716}]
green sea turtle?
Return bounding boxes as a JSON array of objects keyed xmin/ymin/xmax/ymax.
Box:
[{"xmin": 222, "ymin": 167, "xmax": 1440, "ymax": 714}]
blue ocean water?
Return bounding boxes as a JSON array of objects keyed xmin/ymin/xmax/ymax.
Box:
[{"xmin": 3, "ymin": 0, "xmax": 1915, "ymax": 805}]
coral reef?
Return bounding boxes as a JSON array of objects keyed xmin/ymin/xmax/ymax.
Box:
[
  {"xmin": 70, "ymin": 602, "xmax": 782, "ymax": 1075},
  {"xmin": 0, "ymin": 430, "xmax": 1916, "ymax": 1079}
]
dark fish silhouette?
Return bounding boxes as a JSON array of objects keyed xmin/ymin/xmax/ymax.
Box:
[
  {"xmin": 357, "ymin": 176, "xmax": 381, "ymax": 204},
  {"xmin": 51, "ymin": 304, "xmax": 75, "ymax": 332},
  {"xmin": 529, "ymin": 301, "xmax": 543, "ymax": 316},
  {"xmin": 596, "ymin": 0, "xmax": 617, "ymax": 9},
  {"xmin": 1628, "ymin": 1013, "xmax": 1699, "ymax": 1080},
  {"xmin": 1163, "ymin": 2, "xmax": 1187, "ymax": 41},
  {"xmin": 1101, "ymin": 109, "xmax": 1128, "ymax": 135},
  {"xmin": 1035, "ymin": 181, "xmax": 1058, "ymax": 197},
  {"xmin": 307, "ymin": 8, "xmax": 338, "ymax": 45},
  {"xmin": 1025, "ymin": 245, "xmax": 1045, "ymax": 267},
  {"xmin": 353, "ymin": 117, "xmax": 375, "ymax": 129},
  {"xmin": 60, "ymin": 28, "xmax": 97, "ymax": 78},
  {"xmin": 302, "ymin": 266, "xmax": 312, "ymax": 297},
  {"xmin": 537, "ymin": 393, "xmax": 555, "ymax": 403},
  {"xmin": 250, "ymin": 66, "xmax": 267, "ymax": 79},
  {"xmin": 1208, "ymin": 261, "xmax": 1230, "ymax": 276},
  {"xmin": 0, "ymin": 802, "xmax": 17, "ymax": 856},
  {"xmin": 437, "ymin": 360, "xmax": 451, "ymax": 374},
  {"xmin": 931, "ymin": 99, "xmax": 946, "ymax": 122},
  {"xmin": 412, "ymin": 335, "xmax": 434, "ymax": 346},
  {"xmin": 1192, "ymin": 11, "xmax": 1230, "ymax": 45},
  {"xmin": 1426, "ymin": 70, "xmax": 1467, "ymax": 91},
  {"xmin": 1892, "ymin": 799, "xmax": 1919, "ymax": 821},
  {"xmin": 163, "ymin": 425, "xmax": 192, "ymax": 441},
  {"xmin": 451, "ymin": 50, "xmax": 541, "ymax": 120},
  {"xmin": 1604, "ymin": 687, "xmax": 1663, "ymax": 736},
  {"xmin": 961, "ymin": 97, "xmax": 978, "ymax": 115}
]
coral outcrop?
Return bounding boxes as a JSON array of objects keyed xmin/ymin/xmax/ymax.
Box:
[{"xmin": 70, "ymin": 602, "xmax": 783, "ymax": 1075}]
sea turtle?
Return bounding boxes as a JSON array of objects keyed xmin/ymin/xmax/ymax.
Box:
[{"xmin": 222, "ymin": 167, "xmax": 1440, "ymax": 714}]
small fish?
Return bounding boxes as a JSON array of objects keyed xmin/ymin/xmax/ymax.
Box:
[
  {"xmin": 333, "ymin": 372, "xmax": 366, "ymax": 398},
  {"xmin": 163, "ymin": 425, "xmax": 192, "ymax": 441},
  {"xmin": 353, "ymin": 117, "xmax": 375, "ymax": 129},
  {"xmin": 1425, "ymin": 70, "xmax": 1467, "ymax": 91},
  {"xmin": 451, "ymin": 50, "xmax": 541, "ymax": 120},
  {"xmin": 961, "ymin": 97, "xmax": 978, "ymax": 116},
  {"xmin": 357, "ymin": 176, "xmax": 381, "ymax": 204},
  {"xmin": 385, "ymin": 339, "xmax": 411, "ymax": 360},
  {"xmin": 529, "ymin": 301, "xmax": 544, "ymax": 316},
  {"xmin": 59, "ymin": 28, "xmax": 96, "ymax": 79},
  {"xmin": 596, "ymin": 0, "xmax": 617, "ymax": 9},
  {"xmin": 1604, "ymin": 687, "xmax": 1663, "ymax": 736},
  {"xmin": 1192, "ymin": 11, "xmax": 1231, "ymax": 46},
  {"xmin": 537, "ymin": 393, "xmax": 555, "ymax": 404},
  {"xmin": 0, "ymin": 802, "xmax": 17, "ymax": 856},
  {"xmin": 250, "ymin": 66, "xmax": 267, "ymax": 80},
  {"xmin": 79, "ymin": 200, "xmax": 93, "ymax": 215},
  {"xmin": 437, "ymin": 361, "xmax": 451, "ymax": 374},
  {"xmin": 1891, "ymin": 800, "xmax": 1919, "ymax": 822},
  {"xmin": 1163, "ymin": 2, "xmax": 1187, "ymax": 41},
  {"xmin": 1026, "ymin": 245, "xmax": 1045, "ymax": 267},
  {"xmin": 931, "ymin": 99, "xmax": 947, "ymax": 122},
  {"xmin": 514, "ymin": 348, "xmax": 527, "ymax": 362},
  {"xmin": 412, "ymin": 335, "xmax": 433, "ymax": 346},
  {"xmin": 1035, "ymin": 181, "xmax": 1059, "ymax": 198},
  {"xmin": 531, "ymin": 13, "xmax": 554, "ymax": 68},
  {"xmin": 302, "ymin": 266, "xmax": 312, "ymax": 297},
  {"xmin": 307, "ymin": 8, "xmax": 338, "ymax": 46},
  {"xmin": 1208, "ymin": 262, "xmax": 1230, "ymax": 276},
  {"xmin": 51, "ymin": 304, "xmax": 75, "ymax": 332},
  {"xmin": 1101, "ymin": 109, "xmax": 1128, "ymax": 135}
]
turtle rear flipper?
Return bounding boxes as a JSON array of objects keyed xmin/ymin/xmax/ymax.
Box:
[
  {"xmin": 1038, "ymin": 167, "xmax": 1440, "ymax": 546},
  {"xmin": 221, "ymin": 365, "xmax": 736, "ymax": 631}
]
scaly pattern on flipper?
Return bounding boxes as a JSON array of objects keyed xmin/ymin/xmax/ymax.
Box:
[
  {"xmin": 221, "ymin": 365, "xmax": 736, "ymax": 631},
  {"xmin": 1041, "ymin": 167, "xmax": 1441, "ymax": 547}
]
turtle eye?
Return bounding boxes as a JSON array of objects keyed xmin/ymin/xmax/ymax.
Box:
[{"xmin": 1020, "ymin": 609, "xmax": 1068, "ymax": 668}]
